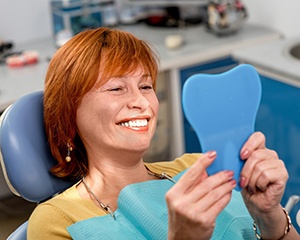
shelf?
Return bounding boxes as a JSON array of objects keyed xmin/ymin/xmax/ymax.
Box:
[{"xmin": 126, "ymin": 0, "xmax": 207, "ymax": 6}]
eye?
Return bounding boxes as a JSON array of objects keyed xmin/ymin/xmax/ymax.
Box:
[
  {"xmin": 108, "ymin": 87, "xmax": 123, "ymax": 92},
  {"xmin": 140, "ymin": 85, "xmax": 153, "ymax": 91}
]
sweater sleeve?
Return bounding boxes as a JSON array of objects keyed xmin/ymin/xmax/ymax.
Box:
[
  {"xmin": 27, "ymin": 203, "xmax": 73, "ymax": 240},
  {"xmin": 146, "ymin": 153, "xmax": 202, "ymax": 177}
]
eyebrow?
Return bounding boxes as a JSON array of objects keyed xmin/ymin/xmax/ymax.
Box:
[{"xmin": 115, "ymin": 73, "xmax": 151, "ymax": 80}]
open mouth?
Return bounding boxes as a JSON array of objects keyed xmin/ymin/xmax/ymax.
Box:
[{"xmin": 118, "ymin": 119, "xmax": 149, "ymax": 128}]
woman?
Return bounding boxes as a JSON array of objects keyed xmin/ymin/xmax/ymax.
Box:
[{"xmin": 28, "ymin": 27, "xmax": 299, "ymax": 239}]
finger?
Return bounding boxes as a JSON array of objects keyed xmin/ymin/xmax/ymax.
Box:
[
  {"xmin": 247, "ymin": 160, "xmax": 276, "ymax": 193},
  {"xmin": 187, "ymin": 182, "xmax": 234, "ymax": 222},
  {"xmin": 239, "ymin": 149, "xmax": 278, "ymax": 188},
  {"xmin": 173, "ymin": 151, "xmax": 217, "ymax": 194},
  {"xmin": 240, "ymin": 131, "xmax": 266, "ymax": 160},
  {"xmin": 249, "ymin": 160, "xmax": 288, "ymax": 193},
  {"xmin": 183, "ymin": 170, "xmax": 235, "ymax": 203}
]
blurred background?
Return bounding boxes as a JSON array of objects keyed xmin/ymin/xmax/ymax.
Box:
[{"xmin": 0, "ymin": 0, "xmax": 299, "ymax": 45}]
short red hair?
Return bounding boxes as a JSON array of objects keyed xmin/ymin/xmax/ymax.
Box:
[{"xmin": 44, "ymin": 27, "xmax": 159, "ymax": 179}]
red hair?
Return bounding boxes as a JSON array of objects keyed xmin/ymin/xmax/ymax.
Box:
[{"xmin": 44, "ymin": 27, "xmax": 159, "ymax": 179}]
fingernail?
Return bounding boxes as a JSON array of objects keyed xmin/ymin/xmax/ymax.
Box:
[
  {"xmin": 225, "ymin": 170, "xmax": 234, "ymax": 179},
  {"xmin": 239, "ymin": 176, "xmax": 247, "ymax": 188},
  {"xmin": 247, "ymin": 186, "xmax": 254, "ymax": 195},
  {"xmin": 241, "ymin": 149, "xmax": 249, "ymax": 159},
  {"xmin": 206, "ymin": 150, "xmax": 217, "ymax": 158},
  {"xmin": 230, "ymin": 179, "xmax": 237, "ymax": 187}
]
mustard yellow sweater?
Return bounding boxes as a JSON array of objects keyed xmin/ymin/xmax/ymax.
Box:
[{"xmin": 27, "ymin": 154, "xmax": 200, "ymax": 239}]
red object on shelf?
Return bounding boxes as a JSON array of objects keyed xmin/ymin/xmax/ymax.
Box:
[{"xmin": 6, "ymin": 50, "xmax": 39, "ymax": 68}]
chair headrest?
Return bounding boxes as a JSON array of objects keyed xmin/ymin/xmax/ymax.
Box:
[{"xmin": 0, "ymin": 91, "xmax": 76, "ymax": 202}]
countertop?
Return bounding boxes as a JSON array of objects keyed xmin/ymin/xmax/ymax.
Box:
[
  {"xmin": 0, "ymin": 23, "xmax": 280, "ymax": 111},
  {"xmin": 120, "ymin": 23, "xmax": 281, "ymax": 71},
  {"xmin": 233, "ymin": 37, "xmax": 300, "ymax": 87}
]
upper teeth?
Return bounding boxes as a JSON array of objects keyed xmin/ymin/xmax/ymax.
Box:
[{"xmin": 120, "ymin": 119, "xmax": 148, "ymax": 127}]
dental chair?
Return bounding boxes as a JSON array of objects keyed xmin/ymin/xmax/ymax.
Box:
[
  {"xmin": 0, "ymin": 91, "xmax": 77, "ymax": 240},
  {"xmin": 285, "ymin": 195, "xmax": 300, "ymax": 227}
]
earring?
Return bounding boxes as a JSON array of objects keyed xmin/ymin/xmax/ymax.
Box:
[{"xmin": 65, "ymin": 143, "xmax": 73, "ymax": 162}]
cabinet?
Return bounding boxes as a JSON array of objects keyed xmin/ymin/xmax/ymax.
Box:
[
  {"xmin": 255, "ymin": 75, "xmax": 300, "ymax": 232},
  {"xmin": 180, "ymin": 57, "xmax": 238, "ymax": 153}
]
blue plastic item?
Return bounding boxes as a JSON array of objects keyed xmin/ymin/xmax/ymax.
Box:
[
  {"xmin": 0, "ymin": 91, "xmax": 77, "ymax": 240},
  {"xmin": 7, "ymin": 222, "xmax": 28, "ymax": 240},
  {"xmin": 0, "ymin": 91, "xmax": 75, "ymax": 203},
  {"xmin": 182, "ymin": 64, "xmax": 261, "ymax": 190}
]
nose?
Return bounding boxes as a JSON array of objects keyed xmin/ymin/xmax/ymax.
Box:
[{"xmin": 127, "ymin": 89, "xmax": 149, "ymax": 110}]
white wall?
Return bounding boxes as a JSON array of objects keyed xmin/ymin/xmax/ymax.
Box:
[
  {"xmin": 243, "ymin": 0, "xmax": 300, "ymax": 38},
  {"xmin": 0, "ymin": 0, "xmax": 52, "ymax": 44},
  {"xmin": 1, "ymin": 1, "xmax": 300, "ymax": 44}
]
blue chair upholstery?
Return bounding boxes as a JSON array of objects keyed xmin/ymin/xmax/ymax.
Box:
[
  {"xmin": 0, "ymin": 91, "xmax": 76, "ymax": 239},
  {"xmin": 285, "ymin": 195, "xmax": 300, "ymax": 228},
  {"xmin": 182, "ymin": 64, "xmax": 262, "ymax": 190},
  {"xmin": 7, "ymin": 222, "xmax": 28, "ymax": 240}
]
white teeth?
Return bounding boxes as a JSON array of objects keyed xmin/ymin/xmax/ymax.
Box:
[{"xmin": 120, "ymin": 119, "xmax": 148, "ymax": 127}]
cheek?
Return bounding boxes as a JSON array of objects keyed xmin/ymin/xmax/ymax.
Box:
[
  {"xmin": 76, "ymin": 105, "xmax": 109, "ymax": 146},
  {"xmin": 76, "ymin": 97, "xmax": 119, "ymax": 136},
  {"xmin": 76, "ymin": 104, "xmax": 93, "ymax": 139},
  {"xmin": 151, "ymin": 95, "xmax": 160, "ymax": 114},
  {"xmin": 76, "ymin": 97, "xmax": 105, "ymax": 138}
]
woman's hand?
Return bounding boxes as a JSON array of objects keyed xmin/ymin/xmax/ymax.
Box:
[
  {"xmin": 239, "ymin": 131, "xmax": 288, "ymax": 212},
  {"xmin": 166, "ymin": 151, "xmax": 236, "ymax": 240},
  {"xmin": 239, "ymin": 132, "xmax": 292, "ymax": 239}
]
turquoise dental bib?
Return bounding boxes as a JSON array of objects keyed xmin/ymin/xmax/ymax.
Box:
[{"xmin": 67, "ymin": 171, "xmax": 254, "ymax": 239}]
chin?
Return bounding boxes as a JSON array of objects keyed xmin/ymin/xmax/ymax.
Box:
[{"xmin": 130, "ymin": 144, "xmax": 151, "ymax": 155}]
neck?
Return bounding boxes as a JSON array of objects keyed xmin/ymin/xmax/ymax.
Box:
[
  {"xmin": 77, "ymin": 155, "xmax": 151, "ymax": 210},
  {"xmin": 89, "ymin": 158, "xmax": 149, "ymax": 185}
]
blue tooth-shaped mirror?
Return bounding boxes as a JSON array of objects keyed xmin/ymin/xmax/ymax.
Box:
[{"xmin": 182, "ymin": 64, "xmax": 261, "ymax": 191}]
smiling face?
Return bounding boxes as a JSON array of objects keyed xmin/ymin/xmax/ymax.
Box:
[
  {"xmin": 76, "ymin": 67, "xmax": 159, "ymax": 160},
  {"xmin": 44, "ymin": 27, "xmax": 160, "ymax": 178}
]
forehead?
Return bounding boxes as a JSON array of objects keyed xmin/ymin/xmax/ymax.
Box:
[{"xmin": 97, "ymin": 65, "xmax": 152, "ymax": 85}]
